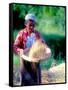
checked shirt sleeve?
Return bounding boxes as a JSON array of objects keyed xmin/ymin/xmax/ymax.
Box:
[{"xmin": 13, "ymin": 31, "xmax": 23, "ymax": 55}]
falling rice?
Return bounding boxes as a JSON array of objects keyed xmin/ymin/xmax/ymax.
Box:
[{"xmin": 29, "ymin": 39, "xmax": 51, "ymax": 60}]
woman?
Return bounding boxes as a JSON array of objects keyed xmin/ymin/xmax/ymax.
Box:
[{"xmin": 14, "ymin": 14, "xmax": 50, "ymax": 85}]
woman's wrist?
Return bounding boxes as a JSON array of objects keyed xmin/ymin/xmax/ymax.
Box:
[{"xmin": 17, "ymin": 48, "xmax": 24, "ymax": 56}]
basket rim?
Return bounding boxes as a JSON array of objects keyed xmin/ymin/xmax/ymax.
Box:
[{"xmin": 21, "ymin": 53, "xmax": 40, "ymax": 62}]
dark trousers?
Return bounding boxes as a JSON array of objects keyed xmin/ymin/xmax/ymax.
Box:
[{"xmin": 20, "ymin": 60, "xmax": 41, "ymax": 86}]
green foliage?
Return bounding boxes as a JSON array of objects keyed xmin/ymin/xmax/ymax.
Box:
[
  {"xmin": 40, "ymin": 53, "xmax": 64, "ymax": 70},
  {"xmin": 13, "ymin": 29, "xmax": 19, "ymax": 40},
  {"xmin": 13, "ymin": 4, "xmax": 65, "ymax": 34},
  {"xmin": 13, "ymin": 54, "xmax": 20, "ymax": 66},
  {"xmin": 40, "ymin": 55, "xmax": 54, "ymax": 70}
]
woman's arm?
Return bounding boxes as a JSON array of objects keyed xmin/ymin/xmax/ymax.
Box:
[{"xmin": 13, "ymin": 31, "xmax": 24, "ymax": 55}]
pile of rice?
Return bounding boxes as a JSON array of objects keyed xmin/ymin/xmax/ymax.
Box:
[{"xmin": 41, "ymin": 63, "xmax": 65, "ymax": 84}]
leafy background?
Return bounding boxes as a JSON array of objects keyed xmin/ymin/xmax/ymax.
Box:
[{"xmin": 13, "ymin": 4, "xmax": 66, "ymax": 70}]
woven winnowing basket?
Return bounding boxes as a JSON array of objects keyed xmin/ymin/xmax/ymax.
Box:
[{"xmin": 29, "ymin": 39, "xmax": 50, "ymax": 61}]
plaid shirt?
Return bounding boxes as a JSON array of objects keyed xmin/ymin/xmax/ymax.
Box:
[{"xmin": 13, "ymin": 28, "xmax": 40, "ymax": 54}]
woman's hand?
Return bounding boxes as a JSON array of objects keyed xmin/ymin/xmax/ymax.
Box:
[
  {"xmin": 18, "ymin": 48, "xmax": 30, "ymax": 57},
  {"xmin": 23, "ymin": 48, "xmax": 30, "ymax": 54},
  {"xmin": 19, "ymin": 49, "xmax": 24, "ymax": 57}
]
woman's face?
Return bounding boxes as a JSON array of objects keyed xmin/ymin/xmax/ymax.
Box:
[{"xmin": 25, "ymin": 20, "xmax": 35, "ymax": 33}]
